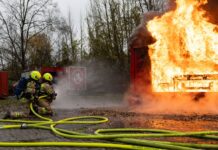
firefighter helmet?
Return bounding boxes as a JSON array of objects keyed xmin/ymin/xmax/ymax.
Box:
[
  {"xmin": 43, "ymin": 73, "xmax": 53, "ymax": 82},
  {"xmin": 30, "ymin": 71, "xmax": 41, "ymax": 81}
]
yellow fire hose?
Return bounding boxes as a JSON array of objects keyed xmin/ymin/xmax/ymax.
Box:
[{"xmin": 0, "ymin": 103, "xmax": 217, "ymax": 150}]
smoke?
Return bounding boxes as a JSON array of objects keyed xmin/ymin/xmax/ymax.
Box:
[
  {"xmin": 52, "ymin": 61, "xmax": 126, "ymax": 109},
  {"xmin": 128, "ymin": 12, "xmax": 160, "ymax": 49},
  {"xmin": 127, "ymin": 0, "xmax": 218, "ymax": 115},
  {"xmin": 128, "ymin": 0, "xmax": 177, "ymax": 49},
  {"xmin": 202, "ymin": 0, "xmax": 218, "ymax": 24},
  {"xmin": 127, "ymin": 92, "xmax": 218, "ymax": 115}
]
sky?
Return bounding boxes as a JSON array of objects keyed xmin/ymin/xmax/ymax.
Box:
[{"xmin": 54, "ymin": 0, "xmax": 89, "ymax": 31}]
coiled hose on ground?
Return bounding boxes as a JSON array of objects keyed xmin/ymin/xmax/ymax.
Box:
[{"xmin": 0, "ymin": 103, "xmax": 217, "ymax": 150}]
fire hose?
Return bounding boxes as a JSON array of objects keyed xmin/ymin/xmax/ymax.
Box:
[{"xmin": 0, "ymin": 103, "xmax": 217, "ymax": 150}]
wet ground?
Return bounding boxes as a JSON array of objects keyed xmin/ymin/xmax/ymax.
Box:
[{"xmin": 0, "ymin": 95, "xmax": 218, "ymax": 150}]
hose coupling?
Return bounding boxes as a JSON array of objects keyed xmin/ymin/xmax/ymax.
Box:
[{"xmin": 20, "ymin": 123, "xmax": 28, "ymax": 129}]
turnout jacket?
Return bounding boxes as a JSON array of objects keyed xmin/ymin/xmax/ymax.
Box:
[{"xmin": 39, "ymin": 82, "xmax": 56, "ymax": 101}]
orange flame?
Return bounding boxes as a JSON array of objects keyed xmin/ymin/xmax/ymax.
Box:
[{"xmin": 147, "ymin": 0, "xmax": 218, "ymax": 92}]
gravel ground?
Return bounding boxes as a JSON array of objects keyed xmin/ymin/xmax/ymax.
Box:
[{"xmin": 0, "ymin": 96, "xmax": 218, "ymax": 150}]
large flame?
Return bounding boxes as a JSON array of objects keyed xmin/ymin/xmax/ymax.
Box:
[{"xmin": 147, "ymin": 0, "xmax": 218, "ymax": 92}]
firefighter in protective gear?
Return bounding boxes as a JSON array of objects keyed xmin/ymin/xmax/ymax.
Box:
[
  {"xmin": 22, "ymin": 71, "xmax": 41, "ymax": 102},
  {"xmin": 3, "ymin": 71, "xmax": 41, "ymax": 119},
  {"xmin": 37, "ymin": 73, "xmax": 56, "ymax": 116}
]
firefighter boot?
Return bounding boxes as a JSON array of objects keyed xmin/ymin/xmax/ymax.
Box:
[
  {"xmin": 9, "ymin": 112, "xmax": 28, "ymax": 119},
  {"xmin": 38, "ymin": 107, "xmax": 53, "ymax": 116}
]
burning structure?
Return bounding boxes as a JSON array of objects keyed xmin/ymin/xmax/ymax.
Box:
[
  {"xmin": 128, "ymin": 0, "xmax": 218, "ymax": 113},
  {"xmin": 148, "ymin": 0, "xmax": 218, "ymax": 92},
  {"xmin": 130, "ymin": 0, "xmax": 218, "ymax": 92}
]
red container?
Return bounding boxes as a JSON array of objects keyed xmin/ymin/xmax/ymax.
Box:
[
  {"xmin": 0, "ymin": 72, "xmax": 8, "ymax": 97},
  {"xmin": 130, "ymin": 47, "xmax": 151, "ymax": 84}
]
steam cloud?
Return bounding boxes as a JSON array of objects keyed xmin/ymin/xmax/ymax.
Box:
[{"xmin": 52, "ymin": 62, "xmax": 125, "ymax": 110}]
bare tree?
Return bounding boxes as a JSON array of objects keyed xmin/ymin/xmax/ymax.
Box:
[
  {"xmin": 54, "ymin": 11, "xmax": 79, "ymax": 66},
  {"xmin": 28, "ymin": 33, "xmax": 53, "ymax": 68},
  {"xmin": 0, "ymin": 49, "xmax": 4, "ymax": 69},
  {"xmin": 87, "ymin": 0, "xmax": 140, "ymax": 69},
  {"xmin": 68, "ymin": 10, "xmax": 78, "ymax": 64},
  {"xmin": 79, "ymin": 14, "xmax": 86, "ymax": 60},
  {"xmin": 138, "ymin": 0, "xmax": 166, "ymax": 12},
  {"xmin": 0, "ymin": 0, "xmax": 56, "ymax": 71},
  {"xmin": 86, "ymin": 0, "xmax": 166, "ymax": 72}
]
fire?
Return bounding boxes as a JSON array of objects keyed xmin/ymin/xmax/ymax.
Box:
[{"xmin": 147, "ymin": 0, "xmax": 218, "ymax": 92}]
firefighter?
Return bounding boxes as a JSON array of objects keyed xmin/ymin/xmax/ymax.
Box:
[
  {"xmin": 36, "ymin": 73, "xmax": 56, "ymax": 116},
  {"xmin": 3, "ymin": 71, "xmax": 41, "ymax": 119}
]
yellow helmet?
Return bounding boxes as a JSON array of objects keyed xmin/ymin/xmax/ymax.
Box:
[
  {"xmin": 30, "ymin": 71, "xmax": 41, "ymax": 81},
  {"xmin": 43, "ymin": 73, "xmax": 53, "ymax": 82}
]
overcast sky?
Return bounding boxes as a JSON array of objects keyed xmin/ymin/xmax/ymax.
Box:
[{"xmin": 54, "ymin": 0, "xmax": 89, "ymax": 30}]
